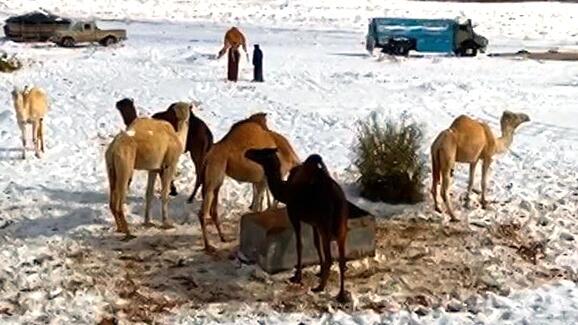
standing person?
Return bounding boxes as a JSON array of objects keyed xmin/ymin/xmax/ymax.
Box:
[
  {"xmin": 227, "ymin": 47, "xmax": 240, "ymax": 82},
  {"xmin": 252, "ymin": 44, "xmax": 264, "ymax": 82}
]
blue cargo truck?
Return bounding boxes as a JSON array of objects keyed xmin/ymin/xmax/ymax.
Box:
[{"xmin": 366, "ymin": 17, "xmax": 488, "ymax": 57}]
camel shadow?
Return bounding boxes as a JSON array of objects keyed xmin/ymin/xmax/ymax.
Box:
[
  {"xmin": 2, "ymin": 205, "xmax": 105, "ymax": 239},
  {"xmin": 0, "ymin": 147, "xmax": 23, "ymax": 161}
]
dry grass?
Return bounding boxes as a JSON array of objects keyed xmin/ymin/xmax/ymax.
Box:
[{"xmin": 61, "ymin": 213, "xmax": 578, "ymax": 322}]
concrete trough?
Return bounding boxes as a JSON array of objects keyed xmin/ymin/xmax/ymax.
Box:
[{"xmin": 239, "ymin": 202, "xmax": 376, "ymax": 274}]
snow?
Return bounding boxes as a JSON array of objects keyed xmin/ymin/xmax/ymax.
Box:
[{"xmin": 1, "ymin": 0, "xmax": 578, "ymax": 324}]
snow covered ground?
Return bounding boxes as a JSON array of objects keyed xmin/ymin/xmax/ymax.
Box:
[{"xmin": 1, "ymin": 0, "xmax": 578, "ymax": 324}]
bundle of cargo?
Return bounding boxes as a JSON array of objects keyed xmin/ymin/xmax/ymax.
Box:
[{"xmin": 4, "ymin": 10, "xmax": 72, "ymax": 42}]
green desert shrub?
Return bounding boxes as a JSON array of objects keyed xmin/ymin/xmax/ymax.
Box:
[
  {"xmin": 0, "ymin": 52, "xmax": 22, "ymax": 73},
  {"xmin": 354, "ymin": 113, "xmax": 426, "ymax": 204}
]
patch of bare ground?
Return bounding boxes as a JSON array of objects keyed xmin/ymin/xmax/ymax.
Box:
[{"xmin": 66, "ymin": 214, "xmax": 577, "ymax": 323}]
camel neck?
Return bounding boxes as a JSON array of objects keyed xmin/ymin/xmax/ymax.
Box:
[
  {"xmin": 496, "ymin": 127, "xmax": 514, "ymax": 154},
  {"xmin": 261, "ymin": 160, "xmax": 288, "ymax": 204},
  {"xmin": 176, "ymin": 120, "xmax": 189, "ymax": 150}
]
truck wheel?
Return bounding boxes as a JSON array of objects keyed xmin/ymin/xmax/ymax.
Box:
[
  {"xmin": 457, "ymin": 41, "xmax": 478, "ymax": 57},
  {"xmin": 61, "ymin": 37, "xmax": 75, "ymax": 48},
  {"xmin": 396, "ymin": 44, "xmax": 410, "ymax": 56},
  {"xmin": 102, "ymin": 36, "xmax": 117, "ymax": 47}
]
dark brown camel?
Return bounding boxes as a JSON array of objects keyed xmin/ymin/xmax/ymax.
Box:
[
  {"xmin": 245, "ymin": 148, "xmax": 349, "ymax": 303},
  {"xmin": 114, "ymin": 98, "xmax": 213, "ymax": 200}
]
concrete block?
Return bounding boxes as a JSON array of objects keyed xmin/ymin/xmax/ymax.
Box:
[{"xmin": 239, "ymin": 202, "xmax": 376, "ymax": 274}]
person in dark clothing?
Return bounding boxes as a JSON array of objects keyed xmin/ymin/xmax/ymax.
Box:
[
  {"xmin": 227, "ymin": 47, "xmax": 240, "ymax": 82},
  {"xmin": 252, "ymin": 44, "xmax": 264, "ymax": 82}
]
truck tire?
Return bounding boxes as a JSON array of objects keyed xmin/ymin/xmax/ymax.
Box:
[
  {"xmin": 457, "ymin": 41, "xmax": 478, "ymax": 57},
  {"xmin": 102, "ymin": 36, "xmax": 117, "ymax": 47},
  {"xmin": 61, "ymin": 37, "xmax": 75, "ymax": 48}
]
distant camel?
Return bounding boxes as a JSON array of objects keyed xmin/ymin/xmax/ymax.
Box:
[
  {"xmin": 114, "ymin": 98, "xmax": 213, "ymax": 200},
  {"xmin": 245, "ymin": 148, "xmax": 350, "ymax": 303},
  {"xmin": 197, "ymin": 113, "xmax": 300, "ymax": 251},
  {"xmin": 105, "ymin": 103, "xmax": 190, "ymax": 239},
  {"xmin": 11, "ymin": 86, "xmax": 49, "ymax": 159},
  {"xmin": 430, "ymin": 111, "xmax": 530, "ymax": 221},
  {"xmin": 217, "ymin": 27, "xmax": 248, "ymax": 60}
]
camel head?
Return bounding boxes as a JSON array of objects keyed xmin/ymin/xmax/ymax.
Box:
[
  {"xmin": 245, "ymin": 147, "xmax": 279, "ymax": 167},
  {"xmin": 172, "ymin": 102, "xmax": 191, "ymax": 124},
  {"xmin": 11, "ymin": 86, "xmax": 24, "ymax": 110},
  {"xmin": 115, "ymin": 97, "xmax": 135, "ymax": 111},
  {"xmin": 500, "ymin": 110, "xmax": 530, "ymax": 133},
  {"xmin": 304, "ymin": 154, "xmax": 328, "ymax": 173}
]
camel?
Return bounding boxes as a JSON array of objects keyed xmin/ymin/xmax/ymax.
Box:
[
  {"xmin": 114, "ymin": 98, "xmax": 214, "ymax": 200},
  {"xmin": 245, "ymin": 148, "xmax": 350, "ymax": 303},
  {"xmin": 11, "ymin": 86, "xmax": 49, "ymax": 159},
  {"xmin": 430, "ymin": 110, "xmax": 530, "ymax": 221},
  {"xmin": 197, "ymin": 113, "xmax": 300, "ymax": 251},
  {"xmin": 217, "ymin": 27, "xmax": 248, "ymax": 60},
  {"xmin": 105, "ymin": 102, "xmax": 190, "ymax": 239}
]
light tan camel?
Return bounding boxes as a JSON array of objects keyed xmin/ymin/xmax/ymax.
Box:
[
  {"xmin": 106, "ymin": 102, "xmax": 190, "ymax": 239},
  {"xmin": 197, "ymin": 113, "xmax": 300, "ymax": 251},
  {"xmin": 11, "ymin": 86, "xmax": 49, "ymax": 159},
  {"xmin": 217, "ymin": 27, "xmax": 248, "ymax": 60},
  {"xmin": 243, "ymin": 113, "xmax": 301, "ymax": 209},
  {"xmin": 430, "ymin": 110, "xmax": 530, "ymax": 221}
]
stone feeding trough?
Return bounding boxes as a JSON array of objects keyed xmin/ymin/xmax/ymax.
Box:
[{"xmin": 239, "ymin": 201, "xmax": 376, "ymax": 274}]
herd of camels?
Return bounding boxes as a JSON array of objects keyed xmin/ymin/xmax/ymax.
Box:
[{"xmin": 9, "ymin": 27, "xmax": 530, "ymax": 303}]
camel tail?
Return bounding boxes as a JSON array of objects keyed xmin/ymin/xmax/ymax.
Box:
[{"xmin": 431, "ymin": 142, "xmax": 441, "ymax": 189}]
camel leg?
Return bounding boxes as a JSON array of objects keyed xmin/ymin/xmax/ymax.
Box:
[
  {"xmin": 187, "ymin": 151, "xmax": 203, "ymax": 203},
  {"xmin": 250, "ymin": 181, "xmax": 267, "ymax": 212},
  {"xmin": 465, "ymin": 161, "xmax": 478, "ymax": 208},
  {"xmin": 209, "ymin": 185, "xmax": 227, "ymax": 242},
  {"xmin": 481, "ymin": 159, "xmax": 492, "ymax": 209},
  {"xmin": 313, "ymin": 229, "xmax": 324, "ymax": 277},
  {"xmin": 336, "ymin": 223, "xmax": 349, "ymax": 303},
  {"xmin": 289, "ymin": 216, "xmax": 303, "ymax": 284},
  {"xmin": 32, "ymin": 120, "xmax": 41, "ymax": 158},
  {"xmin": 441, "ymin": 169, "xmax": 458, "ymax": 222},
  {"xmin": 312, "ymin": 229, "xmax": 331, "ymax": 293},
  {"xmin": 160, "ymin": 167, "xmax": 175, "ymax": 229},
  {"xmin": 111, "ymin": 166, "xmax": 132, "ymax": 239},
  {"xmin": 198, "ymin": 185, "xmax": 216, "ymax": 252},
  {"xmin": 143, "ymin": 171, "xmax": 156, "ymax": 227},
  {"xmin": 38, "ymin": 118, "xmax": 45, "ymax": 153},
  {"xmin": 431, "ymin": 152, "xmax": 441, "ymax": 213},
  {"xmin": 17, "ymin": 121, "xmax": 27, "ymax": 159}
]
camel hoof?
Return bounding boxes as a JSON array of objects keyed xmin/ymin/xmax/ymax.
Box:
[
  {"xmin": 204, "ymin": 245, "xmax": 217, "ymax": 254},
  {"xmin": 160, "ymin": 223, "xmax": 174, "ymax": 230},
  {"xmin": 311, "ymin": 285, "xmax": 325, "ymax": 293},
  {"xmin": 336, "ymin": 291, "xmax": 351, "ymax": 303},
  {"xmin": 122, "ymin": 234, "xmax": 136, "ymax": 241},
  {"xmin": 289, "ymin": 273, "xmax": 302, "ymax": 284},
  {"xmin": 143, "ymin": 222, "xmax": 155, "ymax": 228},
  {"xmin": 434, "ymin": 206, "xmax": 442, "ymax": 213}
]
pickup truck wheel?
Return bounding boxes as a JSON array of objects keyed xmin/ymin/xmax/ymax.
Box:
[
  {"xmin": 61, "ymin": 37, "xmax": 75, "ymax": 48},
  {"xmin": 102, "ymin": 36, "xmax": 117, "ymax": 47}
]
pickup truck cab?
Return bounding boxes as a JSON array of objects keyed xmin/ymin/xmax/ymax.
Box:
[
  {"xmin": 366, "ymin": 17, "xmax": 488, "ymax": 57},
  {"xmin": 50, "ymin": 21, "xmax": 127, "ymax": 47}
]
